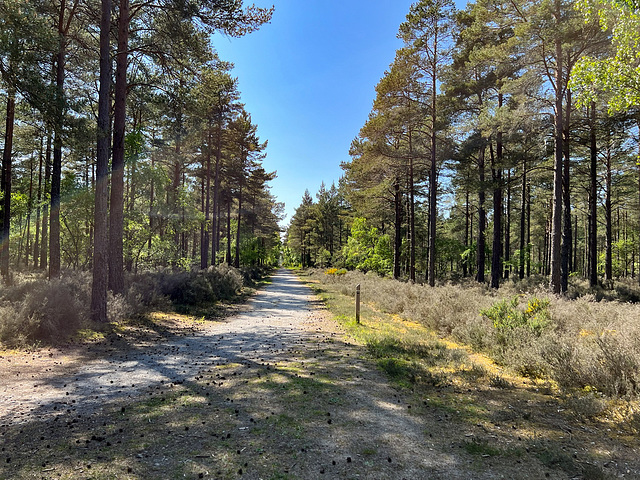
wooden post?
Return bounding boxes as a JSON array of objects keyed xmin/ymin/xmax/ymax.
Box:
[{"xmin": 355, "ymin": 284, "xmax": 361, "ymax": 324}]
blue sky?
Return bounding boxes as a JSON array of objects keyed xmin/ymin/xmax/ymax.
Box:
[{"xmin": 213, "ymin": 0, "xmax": 417, "ymax": 227}]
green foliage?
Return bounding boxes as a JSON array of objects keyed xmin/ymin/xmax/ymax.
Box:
[
  {"xmin": 481, "ymin": 297, "xmax": 551, "ymax": 338},
  {"xmin": 571, "ymin": 0, "xmax": 640, "ymax": 111},
  {"xmin": 342, "ymin": 218, "xmax": 392, "ymax": 276}
]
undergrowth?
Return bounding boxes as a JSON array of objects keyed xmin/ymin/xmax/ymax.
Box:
[
  {"xmin": 306, "ymin": 268, "xmax": 640, "ymax": 410},
  {"xmin": 0, "ymin": 264, "xmax": 270, "ymax": 349}
]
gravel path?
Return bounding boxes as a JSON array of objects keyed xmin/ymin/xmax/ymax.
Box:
[
  {"xmin": 0, "ymin": 270, "xmax": 574, "ymax": 479},
  {"xmin": 1, "ymin": 270, "xmax": 328, "ymax": 424}
]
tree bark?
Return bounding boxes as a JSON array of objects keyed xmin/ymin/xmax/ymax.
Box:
[
  {"xmin": 33, "ymin": 137, "xmax": 44, "ymax": 268},
  {"xmin": 393, "ymin": 178, "xmax": 402, "ymax": 279},
  {"xmin": 212, "ymin": 120, "xmax": 223, "ymax": 265},
  {"xmin": 519, "ymin": 157, "xmax": 527, "ymax": 279},
  {"xmin": 490, "ymin": 140, "xmax": 502, "ymax": 289},
  {"xmin": 109, "ymin": 0, "xmax": 129, "ymax": 294},
  {"xmin": 91, "ymin": 0, "xmax": 112, "ymax": 323},
  {"xmin": 234, "ymin": 182, "xmax": 242, "ymax": 268},
  {"xmin": 409, "ymin": 131, "xmax": 416, "ymax": 282},
  {"xmin": 428, "ymin": 59, "xmax": 437, "ymax": 287},
  {"xmin": 561, "ymin": 89, "xmax": 572, "ymax": 292},
  {"xmin": 549, "ymin": 12, "xmax": 564, "ymax": 294},
  {"xmin": 589, "ymin": 102, "xmax": 598, "ymax": 287},
  {"xmin": 201, "ymin": 124, "xmax": 212, "ymax": 269},
  {"xmin": 40, "ymin": 134, "xmax": 52, "ymax": 270},
  {"xmin": 1, "ymin": 88, "xmax": 15, "ymax": 281},
  {"xmin": 605, "ymin": 143, "xmax": 613, "ymax": 281},
  {"xmin": 477, "ymin": 145, "xmax": 486, "ymax": 284}
]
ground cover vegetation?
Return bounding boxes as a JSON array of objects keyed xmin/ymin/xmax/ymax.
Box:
[
  {"xmin": 0, "ymin": 264, "xmax": 273, "ymax": 349},
  {"xmin": 285, "ymin": 0, "xmax": 640, "ymax": 296},
  {"xmin": 306, "ymin": 268, "xmax": 640, "ymax": 424},
  {"xmin": 0, "ymin": 0, "xmax": 282, "ymax": 344},
  {"xmin": 301, "ymin": 268, "xmax": 640, "ymax": 477}
]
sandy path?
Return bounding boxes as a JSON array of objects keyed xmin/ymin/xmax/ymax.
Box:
[
  {"xmin": 0, "ymin": 270, "xmax": 564, "ymax": 479},
  {"xmin": 1, "ymin": 270, "xmax": 325, "ymax": 423}
]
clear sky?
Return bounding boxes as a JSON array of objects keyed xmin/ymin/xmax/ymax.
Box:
[{"xmin": 213, "ymin": 0, "xmax": 417, "ymax": 228}]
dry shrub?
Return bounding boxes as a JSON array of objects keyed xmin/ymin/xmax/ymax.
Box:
[
  {"xmin": 0, "ymin": 272, "xmax": 91, "ymax": 347},
  {"xmin": 564, "ymin": 392, "xmax": 609, "ymax": 419},
  {"xmin": 141, "ymin": 264, "xmax": 244, "ymax": 307},
  {"xmin": 313, "ymin": 269, "xmax": 640, "ymax": 401},
  {"xmin": 107, "ymin": 292, "xmax": 130, "ymax": 324},
  {"xmin": 0, "ymin": 303, "xmax": 37, "ymax": 348}
]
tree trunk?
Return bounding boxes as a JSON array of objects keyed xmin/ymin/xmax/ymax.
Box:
[
  {"xmin": 1, "ymin": 88, "xmax": 15, "ymax": 281},
  {"xmin": 33, "ymin": 138, "xmax": 44, "ymax": 268},
  {"xmin": 109, "ymin": 0, "xmax": 129, "ymax": 294},
  {"xmin": 605, "ymin": 145, "xmax": 613, "ymax": 281},
  {"xmin": 25, "ymin": 156, "xmax": 35, "ymax": 267},
  {"xmin": 212, "ymin": 121, "xmax": 223, "ymax": 264},
  {"xmin": 201, "ymin": 125, "xmax": 213, "ymax": 269},
  {"xmin": 40, "ymin": 134, "xmax": 52, "ymax": 270},
  {"xmin": 504, "ymin": 169, "xmax": 511, "ymax": 280},
  {"xmin": 50, "ymin": 4, "xmax": 69, "ymax": 279},
  {"xmin": 428, "ymin": 63, "xmax": 437, "ymax": 287},
  {"xmin": 226, "ymin": 197, "xmax": 232, "ymax": 264},
  {"xmin": 91, "ymin": 0, "xmax": 112, "ymax": 323},
  {"xmin": 234, "ymin": 182, "xmax": 242, "ymax": 268},
  {"xmin": 477, "ymin": 145, "xmax": 486, "ymax": 284},
  {"xmin": 408, "ymin": 131, "xmax": 416, "ymax": 282},
  {"xmin": 526, "ymin": 184, "xmax": 531, "ymax": 277},
  {"xmin": 637, "ymin": 116, "xmax": 640, "ymax": 285},
  {"xmin": 561, "ymin": 89, "xmax": 572, "ymax": 292},
  {"xmin": 549, "ymin": 0, "xmax": 564, "ymax": 294},
  {"xmin": 150, "ymin": 146, "xmax": 158, "ymax": 247},
  {"xmin": 490, "ymin": 140, "xmax": 502, "ymax": 289},
  {"xmin": 519, "ymin": 158, "xmax": 527, "ymax": 279},
  {"xmin": 393, "ymin": 178, "xmax": 402, "ymax": 279}
]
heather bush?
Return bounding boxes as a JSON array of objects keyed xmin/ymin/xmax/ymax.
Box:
[
  {"xmin": 0, "ymin": 272, "xmax": 91, "ymax": 347},
  {"xmin": 0, "ymin": 264, "xmax": 253, "ymax": 348},
  {"xmin": 153, "ymin": 264, "xmax": 243, "ymax": 306},
  {"xmin": 311, "ymin": 269, "xmax": 640, "ymax": 400}
]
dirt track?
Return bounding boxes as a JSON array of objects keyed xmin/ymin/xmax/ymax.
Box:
[{"xmin": 0, "ymin": 270, "xmax": 603, "ymax": 479}]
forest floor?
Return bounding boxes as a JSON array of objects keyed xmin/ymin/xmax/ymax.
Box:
[{"xmin": 0, "ymin": 269, "xmax": 639, "ymax": 479}]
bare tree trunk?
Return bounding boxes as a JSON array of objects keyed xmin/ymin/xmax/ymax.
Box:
[
  {"xmin": 393, "ymin": 178, "xmax": 402, "ymax": 279},
  {"xmin": 226, "ymin": 197, "xmax": 232, "ymax": 264},
  {"xmin": 549, "ymin": 1, "xmax": 564, "ymax": 294},
  {"xmin": 33, "ymin": 137, "xmax": 44, "ymax": 268},
  {"xmin": 212, "ymin": 122, "xmax": 222, "ymax": 265},
  {"xmin": 504, "ymin": 169, "xmax": 511, "ymax": 280},
  {"xmin": 490, "ymin": 139, "xmax": 502, "ymax": 289},
  {"xmin": 605, "ymin": 144, "xmax": 613, "ymax": 281},
  {"xmin": 40, "ymin": 134, "xmax": 52, "ymax": 270},
  {"xmin": 637, "ymin": 115, "xmax": 640, "ymax": 285},
  {"xmin": 148, "ymin": 145, "xmax": 155, "ymax": 250},
  {"xmin": 561, "ymin": 90, "xmax": 572, "ymax": 292},
  {"xmin": 25, "ymin": 155, "xmax": 34, "ymax": 267},
  {"xmin": 234, "ymin": 182, "xmax": 242, "ymax": 268},
  {"xmin": 91, "ymin": 0, "xmax": 112, "ymax": 323},
  {"xmin": 201, "ymin": 125, "xmax": 212, "ymax": 269},
  {"xmin": 477, "ymin": 145, "xmax": 486, "ymax": 284},
  {"xmin": 526, "ymin": 184, "xmax": 531, "ymax": 277},
  {"xmin": 108, "ymin": 0, "xmax": 128, "ymax": 294},
  {"xmin": 519, "ymin": 158, "xmax": 527, "ymax": 279},
  {"xmin": 428, "ymin": 64, "xmax": 437, "ymax": 287},
  {"xmin": 408, "ymin": 131, "xmax": 416, "ymax": 282},
  {"xmin": 1, "ymin": 87, "xmax": 15, "ymax": 281}
]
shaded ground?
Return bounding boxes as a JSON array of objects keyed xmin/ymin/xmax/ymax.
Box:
[{"xmin": 0, "ymin": 270, "xmax": 638, "ymax": 479}]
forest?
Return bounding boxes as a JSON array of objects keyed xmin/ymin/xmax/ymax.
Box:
[
  {"xmin": 0, "ymin": 0, "xmax": 283, "ymax": 331},
  {"xmin": 285, "ymin": 0, "xmax": 640, "ymax": 295}
]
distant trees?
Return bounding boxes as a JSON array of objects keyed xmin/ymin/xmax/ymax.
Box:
[
  {"xmin": 286, "ymin": 0, "xmax": 640, "ymax": 293},
  {"xmin": 0, "ymin": 1, "xmax": 280, "ymax": 320}
]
